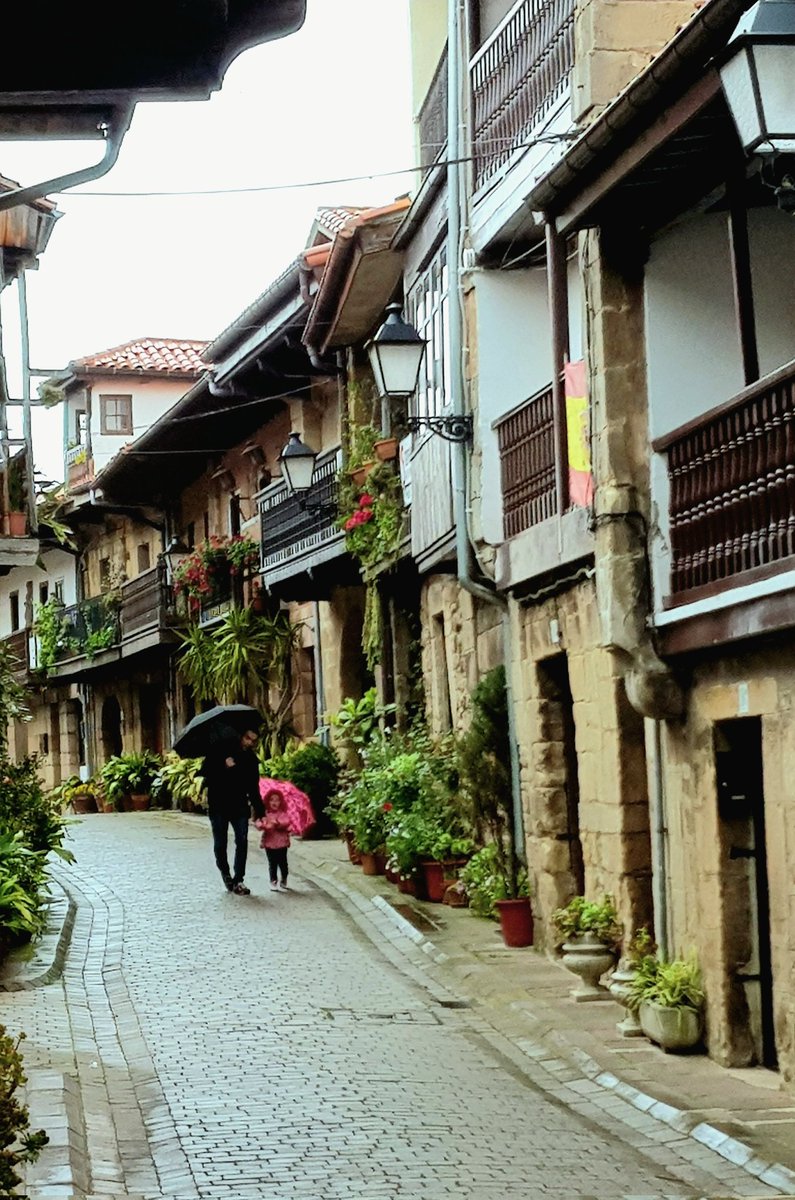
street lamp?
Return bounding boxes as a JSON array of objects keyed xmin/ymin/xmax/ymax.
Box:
[
  {"xmin": 366, "ymin": 303, "xmax": 473, "ymax": 444},
  {"xmin": 719, "ymin": 0, "xmax": 795, "ymax": 156},
  {"xmin": 278, "ymin": 432, "xmax": 336, "ymax": 515}
]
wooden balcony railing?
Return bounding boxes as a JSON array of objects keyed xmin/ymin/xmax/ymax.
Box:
[
  {"xmin": 655, "ymin": 359, "xmax": 795, "ymax": 597},
  {"xmin": 259, "ymin": 451, "xmax": 341, "ymax": 571},
  {"xmin": 66, "ymin": 444, "xmax": 92, "ymax": 488},
  {"xmin": 1, "ymin": 629, "xmax": 30, "ymax": 679},
  {"xmin": 418, "ymin": 44, "xmax": 448, "ymax": 169},
  {"xmin": 471, "ymin": 0, "xmax": 575, "ymax": 194},
  {"xmin": 120, "ymin": 563, "xmax": 172, "ymax": 637},
  {"xmin": 497, "ymin": 384, "xmax": 557, "ymax": 537}
]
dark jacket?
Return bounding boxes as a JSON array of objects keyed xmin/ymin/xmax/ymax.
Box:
[{"xmin": 200, "ymin": 737, "xmax": 263, "ymax": 819}]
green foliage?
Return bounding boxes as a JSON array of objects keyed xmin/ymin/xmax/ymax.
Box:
[
  {"xmin": 35, "ymin": 488, "xmax": 76, "ymax": 549},
  {"xmin": 0, "ymin": 832, "xmax": 45, "ymax": 942},
  {"xmin": 172, "ymin": 535, "xmax": 259, "ymax": 605},
  {"xmin": 37, "ymin": 379, "xmax": 65, "ymax": 407},
  {"xmin": 151, "ymin": 753, "xmax": 206, "ymax": 812},
  {"xmin": 460, "ymin": 843, "xmax": 530, "ymax": 919},
  {"xmin": 627, "ymin": 952, "xmax": 704, "ymax": 1012},
  {"xmin": 175, "ymin": 625, "xmax": 216, "ymax": 702},
  {"xmin": 7, "ymin": 456, "xmax": 26, "ymax": 513},
  {"xmin": 0, "ymin": 1025, "xmax": 48, "ymax": 1194},
  {"xmin": 551, "ymin": 895, "xmax": 622, "ymax": 945},
  {"xmin": 32, "ymin": 598, "xmax": 72, "ymax": 672},
  {"xmin": 626, "ymin": 925, "xmax": 656, "ymax": 968},
  {"xmin": 0, "ymin": 642, "xmax": 30, "ymax": 759},
  {"xmin": 456, "ymin": 666, "xmax": 524, "ymax": 897},
  {"xmin": 99, "ymin": 751, "xmax": 162, "ymax": 806},
  {"xmin": 0, "ymin": 758, "xmax": 71, "ymax": 856},
  {"xmin": 328, "ymin": 688, "xmax": 395, "ymax": 767},
  {"xmin": 348, "ymin": 423, "xmax": 379, "ymax": 469},
  {"xmin": 47, "ymin": 775, "xmax": 97, "ymax": 808}
]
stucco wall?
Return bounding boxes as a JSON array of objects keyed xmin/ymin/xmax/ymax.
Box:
[{"xmin": 0, "ymin": 549, "xmax": 76, "ymax": 638}]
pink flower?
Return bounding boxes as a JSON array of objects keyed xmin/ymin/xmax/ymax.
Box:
[{"xmin": 359, "ymin": 493, "xmax": 374, "ymax": 508}]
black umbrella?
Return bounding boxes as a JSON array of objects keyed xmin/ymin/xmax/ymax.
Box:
[{"xmin": 173, "ymin": 704, "xmax": 263, "ymax": 759}]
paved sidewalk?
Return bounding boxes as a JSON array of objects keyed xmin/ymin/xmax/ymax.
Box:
[{"xmin": 288, "ymin": 836, "xmax": 795, "ymax": 1195}]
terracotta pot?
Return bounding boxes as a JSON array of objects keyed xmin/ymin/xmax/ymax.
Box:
[
  {"xmin": 344, "ymin": 832, "xmax": 361, "ymax": 865},
  {"xmin": 373, "ymin": 850, "xmax": 387, "ymax": 876},
  {"xmin": 495, "ymin": 897, "xmax": 534, "ymax": 947},
  {"xmin": 349, "ymin": 462, "xmax": 375, "ymax": 486},
  {"xmin": 374, "ymin": 437, "xmax": 398, "ymax": 462},
  {"xmin": 397, "ymin": 875, "xmax": 417, "ymax": 896},
  {"xmin": 129, "ymin": 793, "xmax": 151, "ymax": 812},
  {"xmin": 384, "ymin": 865, "xmax": 399, "ymax": 884},
  {"xmin": 5, "ymin": 511, "xmax": 26, "ymax": 537},
  {"xmin": 360, "ymin": 851, "xmax": 379, "ymax": 876},
  {"xmin": 420, "ymin": 860, "xmax": 448, "ymax": 903},
  {"xmin": 100, "ymin": 799, "xmax": 116, "ymax": 813},
  {"xmin": 72, "ymin": 794, "xmax": 98, "ymax": 815}
]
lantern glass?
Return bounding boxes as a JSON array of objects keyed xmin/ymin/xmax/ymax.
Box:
[
  {"xmin": 279, "ymin": 433, "xmax": 317, "ymax": 494},
  {"xmin": 754, "ymin": 44, "xmax": 795, "ymax": 152},
  {"xmin": 721, "ymin": 47, "xmax": 764, "ymax": 151},
  {"xmin": 368, "ymin": 338, "xmax": 426, "ymax": 398},
  {"xmin": 720, "ymin": 0, "xmax": 795, "ymax": 155}
]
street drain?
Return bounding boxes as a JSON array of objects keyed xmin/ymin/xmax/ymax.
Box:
[
  {"xmin": 437, "ymin": 998, "xmax": 472, "ymax": 1009},
  {"xmin": 388, "ymin": 903, "xmax": 440, "ymax": 934},
  {"xmin": 317, "ymin": 1007, "xmax": 440, "ymax": 1024}
]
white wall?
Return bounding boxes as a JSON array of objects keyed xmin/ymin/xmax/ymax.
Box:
[
  {"xmin": 476, "ymin": 258, "xmax": 583, "ymax": 545},
  {"xmin": 65, "ymin": 377, "xmax": 191, "ymax": 476},
  {"xmin": 0, "ymin": 549, "xmax": 77, "ymax": 639}
]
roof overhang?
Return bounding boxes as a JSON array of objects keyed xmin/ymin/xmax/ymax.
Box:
[{"xmin": 527, "ymin": 0, "xmax": 756, "ymax": 233}]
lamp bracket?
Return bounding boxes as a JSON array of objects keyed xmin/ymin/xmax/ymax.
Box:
[
  {"xmin": 407, "ymin": 414, "xmax": 473, "ymax": 444},
  {"xmin": 298, "ymin": 497, "xmax": 337, "ymax": 518}
]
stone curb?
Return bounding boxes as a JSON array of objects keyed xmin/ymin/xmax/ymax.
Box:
[
  {"xmin": 295, "ymin": 853, "xmax": 795, "ymax": 1199},
  {"xmin": 0, "ymin": 878, "xmax": 76, "ymax": 992}
]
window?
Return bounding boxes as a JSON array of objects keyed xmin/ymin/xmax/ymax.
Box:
[
  {"xmin": 99, "ymin": 394, "xmax": 133, "ymax": 436},
  {"xmin": 229, "ymin": 495, "xmax": 241, "ymax": 537},
  {"xmin": 203, "ymin": 511, "xmax": 210, "ymax": 541},
  {"xmin": 407, "ymin": 245, "xmax": 450, "ymax": 422},
  {"xmin": 185, "ymin": 522, "xmax": 195, "ymax": 550},
  {"xmin": 53, "ymin": 578, "xmax": 64, "ymax": 601},
  {"xmin": 9, "ymin": 592, "xmax": 19, "ymax": 632},
  {"xmin": 39, "ymin": 582, "xmax": 49, "ymax": 606},
  {"xmin": 99, "ymin": 558, "xmax": 111, "ymax": 590},
  {"xmin": 77, "ymin": 409, "xmax": 88, "ymax": 444},
  {"xmin": 137, "ymin": 543, "xmax": 151, "ymax": 573}
]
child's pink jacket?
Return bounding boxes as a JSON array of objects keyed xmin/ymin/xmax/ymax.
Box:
[{"xmin": 255, "ymin": 812, "xmax": 291, "ymax": 849}]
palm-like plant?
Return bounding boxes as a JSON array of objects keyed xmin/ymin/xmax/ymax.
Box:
[{"xmin": 176, "ymin": 624, "xmax": 217, "ymax": 702}]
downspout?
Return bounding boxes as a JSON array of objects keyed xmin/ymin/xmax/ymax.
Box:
[
  {"xmin": 648, "ymin": 718, "xmax": 670, "ymax": 958},
  {"xmin": 313, "ymin": 600, "xmax": 329, "ymax": 747},
  {"xmin": 16, "ymin": 271, "xmax": 36, "ymax": 530},
  {"xmin": 0, "ymin": 107, "xmax": 134, "ymax": 213},
  {"xmin": 447, "ymin": 0, "xmax": 524, "ymax": 854}
]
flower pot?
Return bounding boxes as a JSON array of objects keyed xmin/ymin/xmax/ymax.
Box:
[
  {"xmin": 639, "ymin": 1001, "xmax": 703, "ymax": 1052},
  {"xmin": 374, "ymin": 437, "xmax": 398, "ymax": 462},
  {"xmin": 443, "ymin": 880, "xmax": 469, "ymax": 907},
  {"xmin": 495, "ymin": 897, "xmax": 534, "ymax": 947},
  {"xmin": 374, "ymin": 850, "xmax": 387, "ymax": 876},
  {"xmin": 5, "ymin": 511, "xmax": 26, "ymax": 537},
  {"xmin": 560, "ymin": 933, "xmax": 616, "ymax": 1002},
  {"xmin": 609, "ymin": 960, "xmax": 644, "ymax": 1038},
  {"xmin": 384, "ymin": 865, "xmax": 399, "ymax": 884},
  {"xmin": 344, "ymin": 832, "xmax": 362, "ymax": 865},
  {"xmin": 100, "ymin": 799, "xmax": 116, "ymax": 813},
  {"xmin": 360, "ymin": 851, "xmax": 379, "ymax": 876},
  {"xmin": 420, "ymin": 860, "xmax": 447, "ymax": 903},
  {"xmin": 72, "ymin": 793, "xmax": 98, "ymax": 815},
  {"xmin": 349, "ymin": 462, "xmax": 376, "ymax": 486},
  {"xmin": 397, "ymin": 874, "xmax": 417, "ymax": 896},
  {"xmin": 130, "ymin": 793, "xmax": 151, "ymax": 812}
]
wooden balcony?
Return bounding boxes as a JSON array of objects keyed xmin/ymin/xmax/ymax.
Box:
[
  {"xmin": 1, "ymin": 629, "xmax": 31, "ymax": 679},
  {"xmin": 258, "ymin": 450, "xmax": 347, "ymax": 594},
  {"xmin": 497, "ymin": 383, "xmax": 557, "ymax": 535},
  {"xmin": 655, "ymin": 359, "xmax": 795, "ymax": 603},
  {"xmin": 470, "ymin": 0, "xmax": 575, "ymax": 194},
  {"xmin": 66, "ymin": 444, "xmax": 92, "ymax": 489},
  {"xmin": 418, "ymin": 44, "xmax": 448, "ymax": 168}
]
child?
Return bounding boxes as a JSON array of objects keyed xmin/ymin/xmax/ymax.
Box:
[{"xmin": 256, "ymin": 788, "xmax": 291, "ymax": 891}]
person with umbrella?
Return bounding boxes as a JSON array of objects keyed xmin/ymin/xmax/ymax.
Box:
[{"xmin": 174, "ymin": 705, "xmax": 265, "ymax": 896}]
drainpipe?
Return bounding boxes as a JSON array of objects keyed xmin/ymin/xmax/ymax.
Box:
[
  {"xmin": 313, "ymin": 599, "xmax": 329, "ymax": 747},
  {"xmin": 648, "ymin": 719, "xmax": 670, "ymax": 958},
  {"xmin": 0, "ymin": 107, "xmax": 134, "ymax": 213},
  {"xmin": 16, "ymin": 271, "xmax": 36, "ymax": 530},
  {"xmin": 446, "ymin": 0, "xmax": 524, "ymax": 855}
]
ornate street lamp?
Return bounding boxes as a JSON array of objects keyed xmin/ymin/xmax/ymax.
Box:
[
  {"xmin": 278, "ymin": 432, "xmax": 336, "ymax": 515},
  {"xmin": 719, "ymin": 0, "xmax": 795, "ymax": 156}
]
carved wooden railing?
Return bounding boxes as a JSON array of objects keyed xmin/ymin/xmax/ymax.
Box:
[
  {"xmin": 471, "ymin": 0, "xmax": 575, "ymax": 193},
  {"xmin": 418, "ymin": 44, "xmax": 448, "ymax": 168},
  {"xmin": 259, "ymin": 450, "xmax": 341, "ymax": 571},
  {"xmin": 120, "ymin": 563, "xmax": 172, "ymax": 636},
  {"xmin": 655, "ymin": 359, "xmax": 795, "ymax": 597},
  {"xmin": 497, "ymin": 383, "xmax": 556, "ymax": 536}
]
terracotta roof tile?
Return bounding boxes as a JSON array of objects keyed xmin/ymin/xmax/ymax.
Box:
[
  {"xmin": 73, "ymin": 337, "xmax": 208, "ymax": 375},
  {"xmin": 314, "ymin": 206, "xmax": 369, "ymax": 237}
]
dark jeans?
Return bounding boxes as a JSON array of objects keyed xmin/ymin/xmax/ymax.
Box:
[
  {"xmin": 265, "ymin": 846, "xmax": 289, "ymax": 883},
  {"xmin": 209, "ymin": 811, "xmax": 249, "ymax": 883}
]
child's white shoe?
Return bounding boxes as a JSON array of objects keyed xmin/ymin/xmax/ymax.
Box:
[
  {"xmin": 270, "ymin": 881, "xmax": 279, "ymax": 891},
  {"xmin": 279, "ymin": 881, "xmax": 290, "ymax": 891}
]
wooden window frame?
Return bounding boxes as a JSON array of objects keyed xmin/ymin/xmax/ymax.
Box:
[{"xmin": 99, "ymin": 394, "xmax": 133, "ymax": 436}]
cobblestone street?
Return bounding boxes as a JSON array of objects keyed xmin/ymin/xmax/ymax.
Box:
[{"xmin": 2, "ymin": 814, "xmax": 788, "ymax": 1200}]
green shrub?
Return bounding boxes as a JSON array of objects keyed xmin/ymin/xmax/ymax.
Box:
[
  {"xmin": 460, "ymin": 843, "xmax": 529, "ymax": 919},
  {"xmin": 0, "ymin": 1025, "xmax": 48, "ymax": 1194},
  {"xmin": 550, "ymin": 895, "xmax": 622, "ymax": 945},
  {"xmin": 151, "ymin": 753, "xmax": 206, "ymax": 812},
  {"xmin": 260, "ymin": 741, "xmax": 341, "ymax": 833},
  {"xmin": 627, "ymin": 953, "xmax": 704, "ymax": 1012},
  {"xmin": 0, "ymin": 758, "xmax": 70, "ymax": 856},
  {"xmin": 99, "ymin": 751, "xmax": 162, "ymax": 808}
]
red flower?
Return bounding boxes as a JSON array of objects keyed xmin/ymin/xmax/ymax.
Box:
[
  {"xmin": 382, "ymin": 802, "xmax": 393, "ymax": 811},
  {"xmin": 359, "ymin": 493, "xmax": 374, "ymax": 508}
]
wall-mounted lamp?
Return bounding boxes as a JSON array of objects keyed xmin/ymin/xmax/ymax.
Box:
[
  {"xmin": 279, "ymin": 432, "xmax": 337, "ymax": 516},
  {"xmin": 719, "ymin": 0, "xmax": 795, "ymax": 157},
  {"xmin": 163, "ymin": 535, "xmax": 190, "ymax": 567},
  {"xmin": 212, "ymin": 467, "xmax": 236, "ymax": 493},
  {"xmin": 366, "ymin": 302, "xmax": 473, "ymax": 444},
  {"xmin": 242, "ymin": 442, "xmax": 268, "ymax": 468}
]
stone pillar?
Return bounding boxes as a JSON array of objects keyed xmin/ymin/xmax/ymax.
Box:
[{"xmin": 573, "ymin": 0, "xmax": 703, "ymax": 124}]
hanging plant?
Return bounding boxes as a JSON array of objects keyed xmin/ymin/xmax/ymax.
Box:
[{"xmin": 171, "ymin": 535, "xmax": 259, "ymax": 606}]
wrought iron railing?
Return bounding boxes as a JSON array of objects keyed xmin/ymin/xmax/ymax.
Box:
[
  {"xmin": 56, "ymin": 594, "xmax": 121, "ymax": 662},
  {"xmin": 259, "ymin": 452, "xmax": 341, "ymax": 570},
  {"xmin": 656, "ymin": 359, "xmax": 795, "ymax": 596},
  {"xmin": 418, "ymin": 44, "xmax": 448, "ymax": 168},
  {"xmin": 471, "ymin": 0, "xmax": 575, "ymax": 193},
  {"xmin": 497, "ymin": 384, "xmax": 557, "ymax": 536}
]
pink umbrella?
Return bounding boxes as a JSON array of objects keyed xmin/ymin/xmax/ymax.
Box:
[{"xmin": 258, "ymin": 777, "xmax": 316, "ymax": 836}]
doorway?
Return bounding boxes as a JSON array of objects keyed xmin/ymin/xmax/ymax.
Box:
[
  {"xmin": 537, "ymin": 655, "xmax": 585, "ymax": 896},
  {"xmin": 714, "ymin": 718, "xmax": 777, "ymax": 1069},
  {"xmin": 101, "ymin": 696, "xmax": 123, "ymax": 760}
]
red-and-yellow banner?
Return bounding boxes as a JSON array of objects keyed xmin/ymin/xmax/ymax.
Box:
[{"xmin": 564, "ymin": 360, "xmax": 593, "ymax": 507}]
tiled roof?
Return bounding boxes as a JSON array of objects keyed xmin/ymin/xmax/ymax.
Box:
[
  {"xmin": 313, "ymin": 206, "xmax": 369, "ymax": 237},
  {"xmin": 72, "ymin": 337, "xmax": 208, "ymax": 375}
]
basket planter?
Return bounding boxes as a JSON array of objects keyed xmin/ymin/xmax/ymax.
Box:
[
  {"xmin": 560, "ymin": 932, "xmax": 616, "ymax": 1001},
  {"xmin": 129, "ymin": 793, "xmax": 151, "ymax": 812},
  {"xmin": 639, "ymin": 1001, "xmax": 703, "ymax": 1052},
  {"xmin": 495, "ymin": 897, "xmax": 534, "ymax": 947},
  {"xmin": 72, "ymin": 793, "xmax": 98, "ymax": 815},
  {"xmin": 373, "ymin": 437, "xmax": 398, "ymax": 462}
]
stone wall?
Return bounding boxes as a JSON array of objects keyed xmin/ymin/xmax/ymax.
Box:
[
  {"xmin": 660, "ymin": 642, "xmax": 795, "ymax": 1080},
  {"xmin": 509, "ymin": 577, "xmax": 653, "ymax": 948}
]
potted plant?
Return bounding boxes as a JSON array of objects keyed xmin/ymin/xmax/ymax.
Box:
[
  {"xmin": 171, "ymin": 534, "xmax": 259, "ymax": 609},
  {"xmin": 627, "ymin": 952, "xmax": 705, "ymax": 1052},
  {"xmin": 609, "ymin": 925, "xmax": 655, "ymax": 1038},
  {"xmin": 551, "ymin": 895, "xmax": 622, "ymax": 1001},
  {"xmin": 49, "ymin": 775, "xmax": 98, "ymax": 815},
  {"xmin": 4, "ymin": 456, "xmax": 27, "ymax": 536},
  {"xmin": 347, "ymin": 423, "xmax": 379, "ymax": 485},
  {"xmin": 151, "ymin": 752, "xmax": 206, "ymax": 811},
  {"xmin": 99, "ymin": 751, "xmax": 162, "ymax": 811},
  {"xmin": 373, "ymin": 434, "xmax": 398, "ymax": 462}
]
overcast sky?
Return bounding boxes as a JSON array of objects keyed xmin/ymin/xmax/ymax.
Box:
[{"xmin": 0, "ymin": 0, "xmax": 414, "ymax": 482}]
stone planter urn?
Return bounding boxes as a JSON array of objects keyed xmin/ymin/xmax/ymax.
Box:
[
  {"xmin": 639, "ymin": 1001, "xmax": 703, "ymax": 1052},
  {"xmin": 561, "ymin": 932, "xmax": 616, "ymax": 1002},
  {"xmin": 609, "ymin": 958, "xmax": 644, "ymax": 1037}
]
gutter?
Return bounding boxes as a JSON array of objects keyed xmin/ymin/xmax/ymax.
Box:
[
  {"xmin": 204, "ymin": 259, "xmax": 302, "ymax": 363},
  {"xmin": 527, "ymin": 0, "xmax": 755, "ymax": 214}
]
